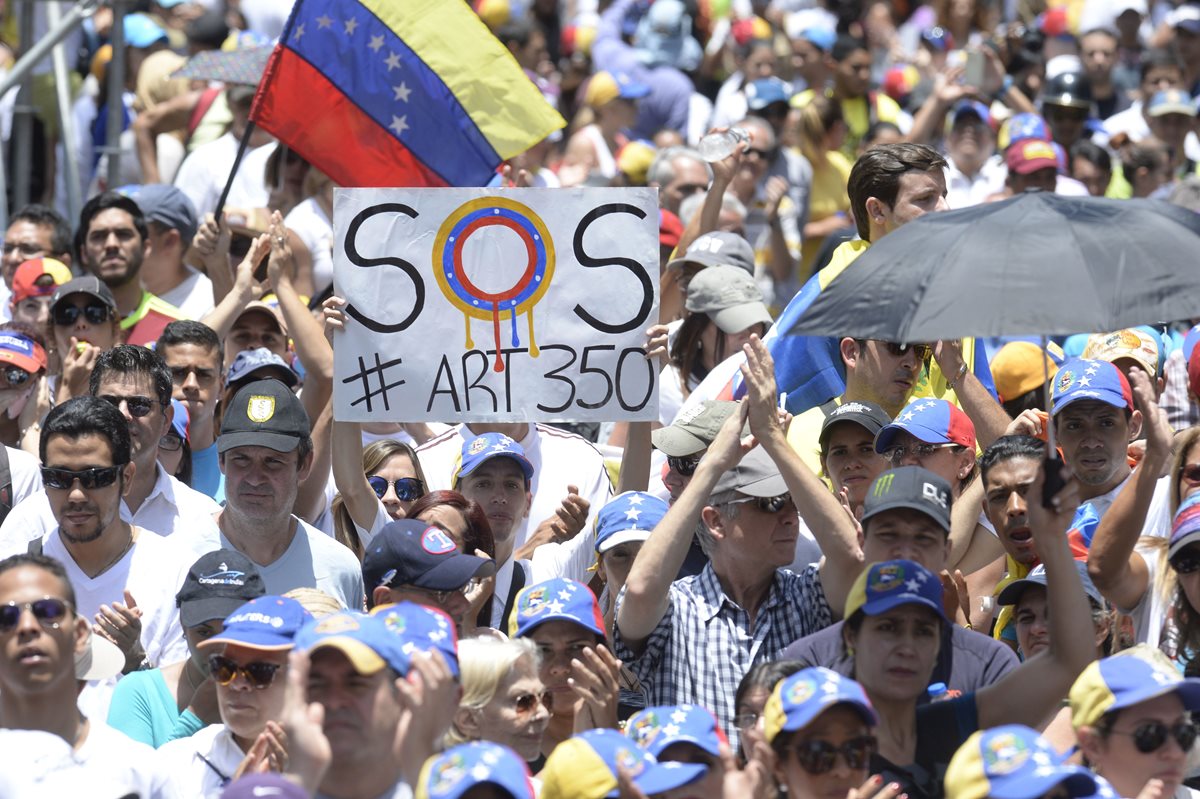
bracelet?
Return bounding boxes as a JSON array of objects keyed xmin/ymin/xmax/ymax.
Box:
[{"xmin": 947, "ymin": 362, "xmax": 968, "ymax": 390}]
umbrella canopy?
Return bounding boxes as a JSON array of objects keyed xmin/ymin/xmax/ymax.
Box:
[
  {"xmin": 787, "ymin": 192, "xmax": 1200, "ymax": 342},
  {"xmin": 171, "ymin": 46, "xmax": 273, "ymax": 86}
]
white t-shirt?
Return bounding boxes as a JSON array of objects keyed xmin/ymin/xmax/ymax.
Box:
[
  {"xmin": 173, "ymin": 132, "xmax": 275, "ymax": 219},
  {"xmin": 78, "ymin": 718, "xmax": 169, "ymax": 799},
  {"xmin": 0, "ymin": 466, "xmax": 222, "ymax": 559},
  {"xmin": 43, "ymin": 526, "xmax": 192, "ymax": 667},
  {"xmin": 4, "ymin": 444, "xmax": 44, "ymax": 504},
  {"xmin": 416, "ymin": 424, "xmax": 613, "ymax": 585},
  {"xmin": 285, "ymin": 197, "xmax": 335, "ymax": 296},
  {"xmin": 158, "ymin": 267, "xmax": 215, "ymax": 321},
  {"xmin": 157, "ymin": 723, "xmax": 244, "ymax": 799}
]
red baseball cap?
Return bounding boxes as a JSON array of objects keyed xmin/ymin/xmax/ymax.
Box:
[
  {"xmin": 659, "ymin": 209, "xmax": 683, "ymax": 249},
  {"xmin": 11, "ymin": 257, "xmax": 72, "ymax": 307},
  {"xmin": 1006, "ymin": 139, "xmax": 1059, "ymax": 175}
]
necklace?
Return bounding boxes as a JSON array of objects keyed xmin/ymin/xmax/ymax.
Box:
[{"xmin": 93, "ymin": 533, "xmax": 135, "ymax": 578}]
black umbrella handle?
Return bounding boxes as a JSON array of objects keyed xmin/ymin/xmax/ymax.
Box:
[{"xmin": 1042, "ymin": 454, "xmax": 1067, "ymax": 509}]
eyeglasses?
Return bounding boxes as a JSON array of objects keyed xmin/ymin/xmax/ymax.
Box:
[
  {"xmin": 667, "ymin": 454, "xmax": 702, "ymax": 477},
  {"xmin": 2, "ymin": 242, "xmax": 45, "ymax": 259},
  {"xmin": 367, "ymin": 476, "xmax": 425, "ymax": 502},
  {"xmin": 208, "ymin": 654, "xmax": 283, "ymax": 689},
  {"xmin": 1, "ymin": 366, "xmax": 31, "ymax": 387},
  {"xmin": 0, "ymin": 597, "xmax": 72, "ymax": 633},
  {"xmin": 512, "ymin": 690, "xmax": 551, "ymax": 716},
  {"xmin": 1108, "ymin": 720, "xmax": 1199, "ymax": 754},
  {"xmin": 728, "ymin": 493, "xmax": 793, "ymax": 514},
  {"xmin": 882, "ymin": 442, "xmax": 958, "ymax": 466},
  {"xmin": 790, "ymin": 736, "xmax": 878, "ymax": 774},
  {"xmin": 394, "ymin": 580, "xmax": 481, "ymax": 604},
  {"xmin": 733, "ymin": 711, "xmax": 760, "ymax": 729},
  {"xmin": 744, "ymin": 147, "xmax": 773, "ymax": 160},
  {"xmin": 98, "ymin": 395, "xmax": 161, "ymax": 418},
  {"xmin": 52, "ymin": 303, "xmax": 111, "ymax": 327},
  {"xmin": 1180, "ymin": 464, "xmax": 1200, "ymax": 485},
  {"xmin": 159, "ymin": 434, "xmax": 183, "ymax": 452},
  {"xmin": 884, "ymin": 342, "xmax": 934, "ymax": 366},
  {"xmin": 41, "ymin": 465, "xmax": 124, "ymax": 490}
]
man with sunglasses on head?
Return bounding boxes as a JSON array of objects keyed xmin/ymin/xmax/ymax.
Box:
[{"xmin": 0, "ymin": 553, "xmax": 168, "ymax": 797}]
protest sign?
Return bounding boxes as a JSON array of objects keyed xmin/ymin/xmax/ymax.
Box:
[{"xmin": 332, "ymin": 188, "xmax": 660, "ymax": 423}]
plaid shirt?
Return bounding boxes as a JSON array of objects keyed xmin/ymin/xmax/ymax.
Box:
[{"xmin": 614, "ymin": 562, "xmax": 831, "ymax": 745}]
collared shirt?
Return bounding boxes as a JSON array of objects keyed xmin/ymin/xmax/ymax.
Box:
[
  {"xmin": 945, "ymin": 157, "xmax": 1006, "ymax": 209},
  {"xmin": 156, "ymin": 723, "xmax": 244, "ymax": 799},
  {"xmin": 613, "ymin": 562, "xmax": 831, "ymax": 745}
]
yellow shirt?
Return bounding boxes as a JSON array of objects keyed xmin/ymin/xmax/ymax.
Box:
[{"xmin": 800, "ymin": 150, "xmax": 853, "ymax": 278}]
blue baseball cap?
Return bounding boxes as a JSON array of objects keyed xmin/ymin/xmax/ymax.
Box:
[
  {"xmin": 1002, "ymin": 113, "xmax": 1050, "ymax": 149},
  {"xmin": 844, "ymin": 559, "xmax": 947, "ymax": 622},
  {"xmin": 762, "ymin": 667, "xmax": 878, "ymax": 744},
  {"xmin": 1050, "ymin": 359, "xmax": 1133, "ymax": 416},
  {"xmin": 1170, "ymin": 492, "xmax": 1200, "ymax": 559},
  {"xmin": 295, "ymin": 610, "xmax": 410, "ymax": 676},
  {"xmin": 362, "ymin": 519, "xmax": 495, "ymax": 594},
  {"xmin": 874, "ymin": 398, "xmax": 977, "ymax": 453},
  {"xmin": 123, "ymin": 13, "xmax": 168, "ymax": 48},
  {"xmin": 510, "ymin": 578, "xmax": 606, "ymax": 640},
  {"xmin": 799, "ymin": 25, "xmax": 837, "ymax": 51},
  {"xmin": 1070, "ymin": 645, "xmax": 1200, "ymax": 729},
  {"xmin": 455, "ymin": 433, "xmax": 534, "ymax": 484},
  {"xmin": 952, "ymin": 100, "xmax": 992, "ymax": 127},
  {"xmin": 371, "ymin": 601, "xmax": 461, "ymax": 678},
  {"xmin": 997, "ymin": 560, "xmax": 1105, "ymax": 607},
  {"xmin": 168, "ymin": 398, "xmax": 189, "ymax": 444},
  {"xmin": 746, "ymin": 77, "xmax": 792, "ymax": 111},
  {"xmin": 540, "ymin": 728, "xmax": 707, "ymax": 799},
  {"xmin": 595, "ymin": 492, "xmax": 668, "ymax": 554},
  {"xmin": 227, "ymin": 346, "xmax": 299, "ymax": 388},
  {"xmin": 416, "ymin": 742, "xmax": 535, "ymax": 799},
  {"xmin": 198, "ymin": 595, "xmax": 311, "ymax": 651},
  {"xmin": 128, "ymin": 183, "xmax": 198, "ymax": 244},
  {"xmin": 944, "ymin": 725, "xmax": 1096, "ymax": 799},
  {"xmin": 625, "ymin": 704, "xmax": 726, "ymax": 757}
]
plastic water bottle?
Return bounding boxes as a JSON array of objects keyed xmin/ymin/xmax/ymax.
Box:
[
  {"xmin": 927, "ymin": 682, "xmax": 950, "ymax": 702},
  {"xmin": 698, "ymin": 127, "xmax": 749, "ymax": 162}
]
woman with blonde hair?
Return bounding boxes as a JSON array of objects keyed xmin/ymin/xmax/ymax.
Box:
[
  {"xmin": 331, "ymin": 429, "xmax": 429, "ymax": 559},
  {"xmin": 790, "ymin": 93, "xmax": 853, "ymax": 279},
  {"xmin": 447, "ymin": 637, "xmax": 550, "ymax": 764}
]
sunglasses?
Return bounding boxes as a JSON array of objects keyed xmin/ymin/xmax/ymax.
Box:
[
  {"xmin": 1180, "ymin": 464, "xmax": 1200, "ymax": 485},
  {"xmin": 367, "ymin": 476, "xmax": 425, "ymax": 502},
  {"xmin": 98, "ymin": 395, "xmax": 161, "ymax": 418},
  {"xmin": 728, "ymin": 493, "xmax": 793, "ymax": 514},
  {"xmin": 744, "ymin": 147, "xmax": 773, "ymax": 160},
  {"xmin": 1, "ymin": 366, "xmax": 31, "ymax": 387},
  {"xmin": 790, "ymin": 736, "xmax": 878, "ymax": 774},
  {"xmin": 1172, "ymin": 546, "xmax": 1200, "ymax": 575},
  {"xmin": 1109, "ymin": 720, "xmax": 1199, "ymax": 754},
  {"xmin": 52, "ymin": 303, "xmax": 111, "ymax": 327},
  {"xmin": 41, "ymin": 465, "xmax": 123, "ymax": 491},
  {"xmin": 0, "ymin": 597, "xmax": 72, "ymax": 633},
  {"xmin": 667, "ymin": 453, "xmax": 702, "ymax": 477},
  {"xmin": 885, "ymin": 342, "xmax": 933, "ymax": 365},
  {"xmin": 513, "ymin": 690, "xmax": 552, "ymax": 716},
  {"xmin": 882, "ymin": 442, "xmax": 958, "ymax": 466},
  {"xmin": 208, "ymin": 654, "xmax": 283, "ymax": 689}
]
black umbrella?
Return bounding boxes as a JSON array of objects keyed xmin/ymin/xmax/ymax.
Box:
[{"xmin": 786, "ymin": 191, "xmax": 1200, "ymax": 342}]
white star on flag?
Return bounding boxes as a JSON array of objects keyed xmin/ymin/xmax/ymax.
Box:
[
  {"xmin": 1085, "ymin": 366, "xmax": 1099, "ymax": 375},
  {"xmin": 343, "ymin": 17, "xmax": 358, "ymax": 34},
  {"xmin": 547, "ymin": 600, "xmax": 564, "ymax": 613},
  {"xmin": 1078, "ymin": 376, "xmax": 1092, "ymax": 387},
  {"xmin": 624, "ymin": 508, "xmax": 642, "ymax": 522},
  {"xmin": 821, "ymin": 680, "xmax": 839, "ymax": 694},
  {"xmin": 471, "ymin": 764, "xmax": 491, "ymax": 780},
  {"xmin": 490, "ymin": 443, "xmax": 512, "ymax": 453},
  {"xmin": 663, "ymin": 724, "xmax": 680, "ymax": 737},
  {"xmin": 481, "ymin": 749, "xmax": 500, "ymax": 765},
  {"xmin": 389, "ymin": 115, "xmax": 408, "ymax": 136},
  {"xmin": 385, "ymin": 51, "xmax": 402, "ymax": 70},
  {"xmin": 905, "ymin": 579, "xmax": 920, "ymax": 591},
  {"xmin": 902, "ymin": 411, "xmax": 916, "ymax": 421},
  {"xmin": 316, "ymin": 14, "xmax": 332, "ymax": 28},
  {"xmin": 368, "ymin": 34, "xmax": 383, "ymax": 51},
  {"xmin": 294, "ymin": 23, "xmax": 305, "ymax": 40},
  {"xmin": 915, "ymin": 570, "xmax": 930, "ymax": 583},
  {"xmin": 429, "ymin": 629, "xmax": 447, "ymax": 642},
  {"xmin": 671, "ymin": 710, "xmax": 688, "ymax": 724},
  {"xmin": 627, "ymin": 494, "xmax": 645, "ymax": 505},
  {"xmin": 558, "ymin": 590, "xmax": 572, "ymax": 601},
  {"xmin": 393, "ymin": 82, "xmax": 411, "ymax": 102}
]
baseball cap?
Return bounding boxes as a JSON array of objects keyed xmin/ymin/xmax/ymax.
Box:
[
  {"xmin": 618, "ymin": 140, "xmax": 657, "ymax": 185},
  {"xmin": 659, "ymin": 209, "xmax": 683, "ymax": 249},
  {"xmin": 996, "ymin": 560, "xmax": 1105, "ymax": 607},
  {"xmin": 874, "ymin": 398, "xmax": 976, "ymax": 453},
  {"xmin": 944, "ymin": 725, "xmax": 1097, "ymax": 799},
  {"xmin": 1006, "ymin": 139, "xmax": 1059, "ymax": 175},
  {"xmin": 1069, "ymin": 645, "xmax": 1200, "ymax": 729},
  {"xmin": 124, "ymin": 13, "xmax": 168, "ymax": 48},
  {"xmin": 11, "ymin": 257, "xmax": 71, "ymax": 307},
  {"xmin": 860, "ymin": 466, "xmax": 953, "ymax": 532},
  {"xmin": 1168, "ymin": 491, "xmax": 1200, "ymax": 560},
  {"xmin": 455, "ymin": 432, "xmax": 535, "ymax": 484},
  {"xmin": 1169, "ymin": 4, "xmax": 1200, "ymax": 33},
  {"xmin": 711, "ymin": 446, "xmax": 787, "ymax": 499},
  {"xmin": 169, "ymin": 398, "xmax": 189, "ymax": 444},
  {"xmin": 684, "ymin": 265, "xmax": 772, "ymax": 335},
  {"xmin": 226, "ymin": 346, "xmax": 299, "ymax": 388},
  {"xmin": 234, "ymin": 299, "xmax": 288, "ymax": 337},
  {"xmin": 198, "ymin": 595, "xmax": 312, "ymax": 651},
  {"xmin": 991, "ymin": 341, "xmax": 1065, "ymax": 403},
  {"xmin": 1082, "ymin": 327, "xmax": 1164, "ymax": 377},
  {"xmin": 510, "ymin": 578, "xmax": 605, "ymax": 640},
  {"xmin": 540, "ymin": 728, "xmax": 707, "ymax": 799},
  {"xmin": 295, "ymin": 610, "xmax": 410, "ymax": 676},
  {"xmin": 625, "ymin": 704, "xmax": 726, "ymax": 758},
  {"xmin": 371, "ymin": 601, "xmax": 461, "ymax": 677},
  {"xmin": 175, "ymin": 549, "xmax": 266, "ymax": 627},
  {"xmin": 1149, "ymin": 88, "xmax": 1197, "ymax": 117},
  {"xmin": 51, "ymin": 276, "xmax": 117, "ymax": 314},
  {"xmin": 362, "ymin": 519, "xmax": 495, "ymax": 594},
  {"xmin": 585, "ymin": 70, "xmax": 650, "ymax": 108},
  {"xmin": 0, "ymin": 332, "xmax": 47, "ymax": 374},
  {"xmin": 665, "ymin": 232, "xmax": 756, "ymax": 276},
  {"xmin": 818, "ymin": 400, "xmax": 891, "ymax": 452},
  {"xmin": 1050, "ymin": 359, "xmax": 1132, "ymax": 416},
  {"xmin": 844, "ymin": 559, "xmax": 947, "ymax": 622},
  {"xmin": 746, "ymin": 77, "xmax": 792, "ymax": 111},
  {"xmin": 218, "ymin": 378, "xmax": 310, "ymax": 454},
  {"xmin": 595, "ymin": 491, "xmax": 668, "ymax": 554},
  {"xmin": 75, "ymin": 625, "xmax": 125, "ymax": 681},
  {"xmin": 222, "ymin": 774, "xmax": 309, "ymax": 799},
  {"xmin": 762, "ymin": 667, "xmax": 877, "ymax": 745},
  {"xmin": 952, "ymin": 100, "xmax": 991, "ymax": 127},
  {"xmin": 128, "ymin": 184, "xmax": 198, "ymax": 245},
  {"xmin": 798, "ymin": 25, "xmax": 837, "ymax": 51},
  {"xmin": 652, "ymin": 400, "xmax": 740, "ymax": 456},
  {"xmin": 1000, "ymin": 113, "xmax": 1050, "ymax": 150},
  {"xmin": 416, "ymin": 742, "xmax": 535, "ymax": 799}
]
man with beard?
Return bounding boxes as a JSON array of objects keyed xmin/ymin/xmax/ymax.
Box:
[{"xmin": 74, "ymin": 192, "xmax": 183, "ymax": 347}]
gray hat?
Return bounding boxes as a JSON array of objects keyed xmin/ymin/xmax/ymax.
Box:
[
  {"xmin": 131, "ymin": 184, "xmax": 199, "ymax": 247},
  {"xmin": 665, "ymin": 232, "xmax": 755, "ymax": 276},
  {"xmin": 51, "ymin": 276, "xmax": 118, "ymax": 313},
  {"xmin": 997, "ymin": 560, "xmax": 1105, "ymax": 608},
  {"xmin": 819, "ymin": 401, "xmax": 892, "ymax": 452},
  {"xmin": 861, "ymin": 466, "xmax": 952, "ymax": 532},
  {"xmin": 685, "ymin": 265, "xmax": 773, "ymax": 335},
  {"xmin": 653, "ymin": 400, "xmax": 740, "ymax": 456},
  {"xmin": 711, "ymin": 447, "xmax": 787, "ymax": 499}
]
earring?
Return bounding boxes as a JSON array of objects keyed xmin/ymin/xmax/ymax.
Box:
[{"xmin": 846, "ymin": 646, "xmax": 855, "ymax": 657}]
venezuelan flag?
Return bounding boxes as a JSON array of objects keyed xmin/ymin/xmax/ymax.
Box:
[{"xmin": 251, "ymin": 0, "xmax": 565, "ymax": 188}]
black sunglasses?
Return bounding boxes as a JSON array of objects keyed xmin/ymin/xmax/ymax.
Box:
[
  {"xmin": 729, "ymin": 493, "xmax": 793, "ymax": 514},
  {"xmin": 0, "ymin": 597, "xmax": 72, "ymax": 633},
  {"xmin": 41, "ymin": 465, "xmax": 123, "ymax": 490},
  {"xmin": 791, "ymin": 736, "xmax": 878, "ymax": 774},
  {"xmin": 208, "ymin": 654, "xmax": 283, "ymax": 689},
  {"xmin": 98, "ymin": 395, "xmax": 161, "ymax": 418},
  {"xmin": 1109, "ymin": 720, "xmax": 1199, "ymax": 754},
  {"xmin": 53, "ymin": 303, "xmax": 111, "ymax": 327},
  {"xmin": 1173, "ymin": 547, "xmax": 1200, "ymax": 575},
  {"xmin": 1, "ymin": 366, "xmax": 31, "ymax": 387},
  {"xmin": 367, "ymin": 476, "xmax": 425, "ymax": 502},
  {"xmin": 885, "ymin": 342, "xmax": 934, "ymax": 365},
  {"xmin": 667, "ymin": 454, "xmax": 702, "ymax": 477},
  {"xmin": 1180, "ymin": 464, "xmax": 1200, "ymax": 485}
]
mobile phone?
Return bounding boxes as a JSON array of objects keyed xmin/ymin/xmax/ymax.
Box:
[{"xmin": 965, "ymin": 50, "xmax": 986, "ymax": 88}]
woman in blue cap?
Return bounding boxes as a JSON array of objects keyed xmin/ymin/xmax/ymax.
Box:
[{"xmin": 944, "ymin": 725, "xmax": 1099, "ymax": 799}]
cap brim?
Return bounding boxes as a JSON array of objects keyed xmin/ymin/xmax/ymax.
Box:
[
  {"xmin": 410, "ymin": 554, "xmax": 497, "ymax": 591},
  {"xmin": 781, "ymin": 697, "xmax": 879, "ymax": 737},
  {"xmin": 819, "ymin": 415, "xmax": 886, "ymax": 449},
  {"xmin": 0, "ymin": 352, "xmax": 42, "ymax": 373},
  {"xmin": 515, "ymin": 610, "xmax": 605, "ymax": 640},
  {"xmin": 1111, "ymin": 677, "xmax": 1200, "ymax": 717},
  {"xmin": 1051, "ymin": 392, "xmax": 1127, "ymax": 416},
  {"xmin": 651, "ymin": 425, "xmax": 707, "ymax": 456},
  {"xmin": 860, "ymin": 499, "xmax": 950, "ymax": 532},
  {"xmin": 52, "ymin": 290, "xmax": 115, "ymax": 311},
  {"xmin": 626, "ymin": 762, "xmax": 707, "ymax": 797},
  {"xmin": 645, "ymin": 732, "xmax": 722, "ymax": 758},
  {"xmin": 665, "ymin": 252, "xmax": 721, "ymax": 272},
  {"xmin": 179, "ymin": 596, "xmax": 255, "ymax": 628},
  {"xmin": 232, "ymin": 365, "xmax": 299, "ymax": 388},
  {"xmin": 990, "ymin": 768, "xmax": 1096, "ymax": 799},
  {"xmin": 1011, "ymin": 160, "xmax": 1059, "ymax": 175},
  {"xmin": 459, "ymin": 453, "xmax": 535, "ymax": 481},
  {"xmin": 719, "ymin": 471, "xmax": 788, "ymax": 499},
  {"xmin": 861, "ymin": 593, "xmax": 948, "ymax": 622},
  {"xmin": 1150, "ymin": 104, "xmax": 1196, "ymax": 117},
  {"xmin": 306, "ymin": 638, "xmax": 387, "ymax": 675},
  {"xmin": 875, "ymin": 422, "xmax": 951, "ymax": 453},
  {"xmin": 198, "ymin": 631, "xmax": 297, "ymax": 651},
  {"xmin": 996, "ymin": 576, "xmax": 1047, "ymax": 606},
  {"xmin": 1169, "ymin": 530, "xmax": 1200, "ymax": 560},
  {"xmin": 218, "ymin": 431, "xmax": 303, "ymax": 454},
  {"xmin": 77, "ymin": 634, "xmax": 125, "ymax": 681},
  {"xmin": 710, "ymin": 303, "xmax": 772, "ymax": 335},
  {"xmin": 597, "ymin": 528, "xmax": 651, "ymax": 553}
]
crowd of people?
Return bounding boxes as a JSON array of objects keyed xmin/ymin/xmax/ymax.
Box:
[{"xmin": 5, "ymin": 0, "xmax": 1200, "ymax": 798}]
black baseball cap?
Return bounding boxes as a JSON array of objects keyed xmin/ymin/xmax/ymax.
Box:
[
  {"xmin": 218, "ymin": 378, "xmax": 310, "ymax": 454},
  {"xmin": 362, "ymin": 519, "xmax": 496, "ymax": 593},
  {"xmin": 860, "ymin": 466, "xmax": 952, "ymax": 532},
  {"xmin": 819, "ymin": 400, "xmax": 892, "ymax": 452},
  {"xmin": 175, "ymin": 549, "xmax": 266, "ymax": 627},
  {"xmin": 51, "ymin": 276, "xmax": 118, "ymax": 313}
]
